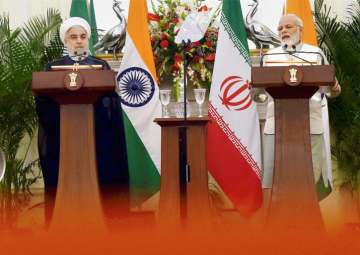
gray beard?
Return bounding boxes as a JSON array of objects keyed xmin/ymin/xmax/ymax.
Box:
[{"xmin": 281, "ymin": 31, "xmax": 301, "ymax": 50}]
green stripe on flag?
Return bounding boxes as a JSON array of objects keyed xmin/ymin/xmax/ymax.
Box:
[
  {"xmin": 221, "ymin": 0, "xmax": 251, "ymax": 64},
  {"xmin": 89, "ymin": 0, "xmax": 99, "ymax": 47},
  {"xmin": 70, "ymin": 0, "xmax": 89, "ymax": 19},
  {"xmin": 122, "ymin": 112, "xmax": 160, "ymax": 206}
]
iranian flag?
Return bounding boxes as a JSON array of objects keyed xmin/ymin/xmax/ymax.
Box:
[
  {"xmin": 207, "ymin": 0, "xmax": 262, "ymax": 215},
  {"xmin": 116, "ymin": 0, "xmax": 161, "ymax": 206}
]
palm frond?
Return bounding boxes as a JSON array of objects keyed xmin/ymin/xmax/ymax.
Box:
[
  {"xmin": 0, "ymin": 9, "xmax": 63, "ymax": 194},
  {"xmin": 315, "ymin": 0, "xmax": 360, "ymax": 187},
  {"xmin": 42, "ymin": 31, "xmax": 64, "ymax": 64},
  {"xmin": 20, "ymin": 9, "xmax": 62, "ymax": 46},
  {"xmin": 345, "ymin": 0, "xmax": 360, "ymax": 43}
]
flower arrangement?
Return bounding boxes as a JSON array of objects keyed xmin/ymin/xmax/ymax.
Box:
[{"xmin": 149, "ymin": 0, "xmax": 219, "ymax": 91}]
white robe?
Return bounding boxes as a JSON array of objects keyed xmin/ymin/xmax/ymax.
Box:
[{"xmin": 262, "ymin": 43, "xmax": 334, "ymax": 188}]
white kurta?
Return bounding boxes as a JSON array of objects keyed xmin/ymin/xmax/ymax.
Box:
[
  {"xmin": 261, "ymin": 43, "xmax": 334, "ymax": 189},
  {"xmin": 263, "ymin": 43, "xmax": 330, "ymax": 135}
]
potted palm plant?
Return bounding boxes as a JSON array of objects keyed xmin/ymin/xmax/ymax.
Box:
[
  {"xmin": 0, "ymin": 9, "xmax": 63, "ymax": 228},
  {"xmin": 315, "ymin": 0, "xmax": 360, "ymax": 226}
]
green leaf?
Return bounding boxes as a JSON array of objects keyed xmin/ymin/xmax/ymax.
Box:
[
  {"xmin": 315, "ymin": 0, "xmax": 360, "ymax": 188},
  {"xmin": 0, "ymin": 9, "xmax": 62, "ymax": 196}
]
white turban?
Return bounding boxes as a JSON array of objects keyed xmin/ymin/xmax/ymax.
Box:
[{"xmin": 60, "ymin": 17, "xmax": 91, "ymax": 43}]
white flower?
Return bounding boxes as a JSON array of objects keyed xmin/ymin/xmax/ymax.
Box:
[
  {"xmin": 182, "ymin": 0, "xmax": 197, "ymax": 12},
  {"xmin": 176, "ymin": 6, "xmax": 186, "ymax": 15}
]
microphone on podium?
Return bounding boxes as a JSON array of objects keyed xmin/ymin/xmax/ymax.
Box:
[
  {"xmin": 260, "ymin": 45, "xmax": 325, "ymax": 67},
  {"xmin": 71, "ymin": 48, "xmax": 89, "ymax": 61}
]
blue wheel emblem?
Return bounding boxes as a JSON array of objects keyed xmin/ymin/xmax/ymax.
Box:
[{"xmin": 117, "ymin": 67, "xmax": 155, "ymax": 107}]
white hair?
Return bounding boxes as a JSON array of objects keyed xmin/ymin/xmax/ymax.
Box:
[{"xmin": 281, "ymin": 14, "xmax": 304, "ymax": 28}]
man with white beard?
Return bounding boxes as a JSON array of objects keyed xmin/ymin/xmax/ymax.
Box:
[{"xmin": 261, "ymin": 14, "xmax": 341, "ymax": 207}]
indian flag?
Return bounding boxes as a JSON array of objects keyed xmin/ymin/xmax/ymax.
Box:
[
  {"xmin": 116, "ymin": 0, "xmax": 161, "ymax": 206},
  {"xmin": 207, "ymin": 0, "xmax": 262, "ymax": 215}
]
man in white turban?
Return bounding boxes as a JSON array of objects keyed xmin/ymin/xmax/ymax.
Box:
[
  {"xmin": 59, "ymin": 17, "xmax": 91, "ymax": 60},
  {"xmin": 35, "ymin": 17, "xmax": 129, "ymax": 227}
]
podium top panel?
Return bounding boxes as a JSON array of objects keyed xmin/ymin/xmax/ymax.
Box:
[
  {"xmin": 251, "ymin": 65, "xmax": 335, "ymax": 88},
  {"xmin": 32, "ymin": 70, "xmax": 118, "ymax": 104},
  {"xmin": 32, "ymin": 69, "xmax": 116, "ymax": 92}
]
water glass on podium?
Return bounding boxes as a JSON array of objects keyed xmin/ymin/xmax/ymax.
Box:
[
  {"xmin": 194, "ymin": 88, "xmax": 206, "ymax": 117},
  {"xmin": 159, "ymin": 89, "xmax": 171, "ymax": 118}
]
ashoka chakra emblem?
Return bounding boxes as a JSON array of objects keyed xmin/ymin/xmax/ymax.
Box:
[{"xmin": 117, "ymin": 67, "xmax": 155, "ymax": 107}]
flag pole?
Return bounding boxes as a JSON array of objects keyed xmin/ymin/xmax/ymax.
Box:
[
  {"xmin": 182, "ymin": 40, "xmax": 190, "ymax": 122},
  {"xmin": 179, "ymin": 39, "xmax": 191, "ymax": 221}
]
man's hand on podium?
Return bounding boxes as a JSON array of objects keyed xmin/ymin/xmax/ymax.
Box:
[{"xmin": 329, "ymin": 79, "xmax": 341, "ymax": 98}]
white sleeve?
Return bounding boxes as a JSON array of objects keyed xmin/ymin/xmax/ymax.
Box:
[{"xmin": 318, "ymin": 47, "xmax": 329, "ymax": 65}]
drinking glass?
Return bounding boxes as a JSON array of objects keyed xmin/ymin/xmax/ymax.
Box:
[
  {"xmin": 194, "ymin": 88, "xmax": 206, "ymax": 117},
  {"xmin": 159, "ymin": 89, "xmax": 171, "ymax": 117}
]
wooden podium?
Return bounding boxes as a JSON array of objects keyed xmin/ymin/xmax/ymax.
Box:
[
  {"xmin": 252, "ymin": 65, "xmax": 335, "ymax": 229},
  {"xmin": 32, "ymin": 69, "xmax": 116, "ymax": 230},
  {"xmin": 154, "ymin": 117, "xmax": 212, "ymax": 229}
]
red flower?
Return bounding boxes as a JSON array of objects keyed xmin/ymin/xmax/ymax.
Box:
[
  {"xmin": 160, "ymin": 40, "xmax": 169, "ymax": 48},
  {"xmin": 161, "ymin": 33, "xmax": 168, "ymax": 40},
  {"xmin": 205, "ymin": 53, "xmax": 215, "ymax": 62},
  {"xmin": 205, "ymin": 40, "xmax": 212, "ymax": 48},
  {"xmin": 148, "ymin": 13, "xmax": 160, "ymax": 22},
  {"xmin": 198, "ymin": 6, "xmax": 208, "ymax": 12},
  {"xmin": 171, "ymin": 17, "xmax": 179, "ymax": 24},
  {"xmin": 193, "ymin": 56, "xmax": 201, "ymax": 63},
  {"xmin": 171, "ymin": 53, "xmax": 183, "ymax": 72},
  {"xmin": 171, "ymin": 63, "xmax": 180, "ymax": 72},
  {"xmin": 174, "ymin": 53, "xmax": 183, "ymax": 63},
  {"xmin": 191, "ymin": 41, "xmax": 201, "ymax": 47}
]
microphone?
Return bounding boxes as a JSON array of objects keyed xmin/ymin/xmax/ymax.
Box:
[
  {"xmin": 287, "ymin": 52, "xmax": 314, "ymax": 67},
  {"xmin": 70, "ymin": 48, "xmax": 89, "ymax": 62},
  {"xmin": 260, "ymin": 52, "xmax": 293, "ymax": 67},
  {"xmin": 260, "ymin": 48, "xmax": 325, "ymax": 67},
  {"xmin": 289, "ymin": 51, "xmax": 325, "ymax": 65},
  {"xmin": 282, "ymin": 44, "xmax": 296, "ymax": 52}
]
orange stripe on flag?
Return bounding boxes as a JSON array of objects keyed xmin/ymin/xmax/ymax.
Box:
[
  {"xmin": 285, "ymin": 0, "xmax": 318, "ymax": 46},
  {"xmin": 127, "ymin": 0, "xmax": 158, "ymax": 81}
]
